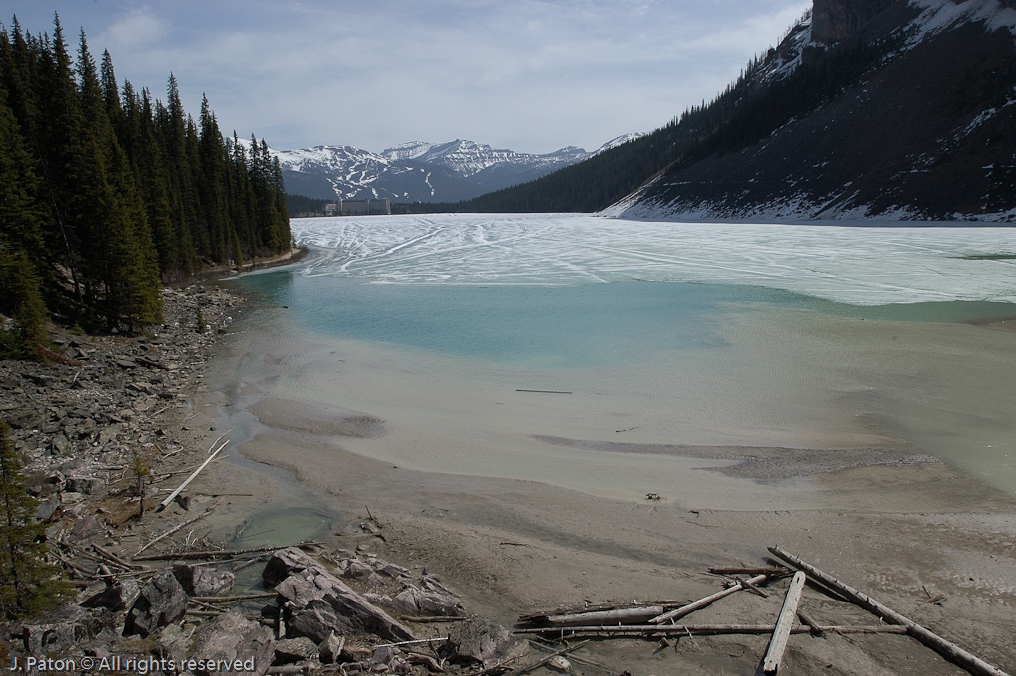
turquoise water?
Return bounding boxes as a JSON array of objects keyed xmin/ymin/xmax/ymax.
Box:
[
  {"xmin": 222, "ymin": 216, "xmax": 1016, "ymax": 499},
  {"xmin": 236, "ymin": 270, "xmax": 1016, "ymax": 369}
]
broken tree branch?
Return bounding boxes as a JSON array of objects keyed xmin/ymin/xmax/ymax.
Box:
[
  {"xmin": 157, "ymin": 439, "xmax": 228, "ymax": 512},
  {"xmin": 513, "ymin": 624, "xmax": 908, "ymax": 637},
  {"xmin": 650, "ymin": 573, "xmax": 772, "ymax": 624},
  {"xmin": 762, "ymin": 571, "xmax": 807, "ymax": 674},
  {"xmin": 768, "ymin": 545, "xmax": 1011, "ymax": 676}
]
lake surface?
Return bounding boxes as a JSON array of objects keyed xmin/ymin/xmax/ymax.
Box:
[{"xmin": 226, "ymin": 214, "xmax": 1016, "ymax": 502}]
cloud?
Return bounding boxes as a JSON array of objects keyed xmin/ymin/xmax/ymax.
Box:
[
  {"xmin": 97, "ymin": 5, "xmax": 167, "ymax": 48},
  {"xmin": 5, "ymin": 0, "xmax": 813, "ymax": 154}
]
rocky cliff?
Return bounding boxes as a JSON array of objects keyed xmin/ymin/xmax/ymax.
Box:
[
  {"xmin": 812, "ymin": 0, "xmax": 896, "ymax": 42},
  {"xmin": 615, "ymin": 0, "xmax": 1016, "ymax": 222}
]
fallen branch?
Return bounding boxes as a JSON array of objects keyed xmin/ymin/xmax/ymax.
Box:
[
  {"xmin": 513, "ymin": 624, "xmax": 908, "ymax": 637},
  {"xmin": 92, "ymin": 543, "xmax": 140, "ymax": 571},
  {"xmin": 157, "ymin": 439, "xmax": 228, "ymax": 511},
  {"xmin": 133, "ymin": 543, "xmax": 288, "ymax": 562},
  {"xmin": 768, "ymin": 545, "xmax": 1011, "ymax": 676},
  {"xmin": 543, "ymin": 606, "xmax": 665, "ymax": 627},
  {"xmin": 650, "ymin": 573, "xmax": 773, "ymax": 624},
  {"xmin": 133, "ymin": 509, "xmax": 214, "ymax": 558},
  {"xmin": 374, "ymin": 637, "xmax": 448, "ymax": 649},
  {"xmin": 797, "ymin": 609, "xmax": 825, "ymax": 637},
  {"xmin": 191, "ymin": 593, "xmax": 278, "ymax": 603},
  {"xmin": 709, "ymin": 567, "xmax": 788, "ymax": 576},
  {"xmin": 762, "ymin": 571, "xmax": 806, "ymax": 674},
  {"xmin": 520, "ymin": 600, "xmax": 684, "ymax": 623},
  {"xmin": 503, "ymin": 640, "xmax": 590, "ymax": 676}
]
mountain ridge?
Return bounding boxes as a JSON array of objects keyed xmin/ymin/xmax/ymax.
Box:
[
  {"xmin": 277, "ymin": 135, "xmax": 641, "ymax": 203},
  {"xmin": 617, "ymin": 0, "xmax": 1016, "ymax": 222}
]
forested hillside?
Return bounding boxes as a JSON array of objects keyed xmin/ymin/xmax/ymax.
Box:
[
  {"xmin": 451, "ymin": 0, "xmax": 1016, "ymax": 221},
  {"xmin": 446, "ymin": 13, "xmax": 819, "ymax": 214},
  {"xmin": 0, "ymin": 16, "xmax": 290, "ymax": 355}
]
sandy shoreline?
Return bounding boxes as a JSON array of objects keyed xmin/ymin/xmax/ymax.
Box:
[{"xmin": 177, "ymin": 295, "xmax": 1016, "ymax": 674}]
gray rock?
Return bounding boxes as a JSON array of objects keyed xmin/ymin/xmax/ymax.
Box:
[
  {"xmin": 69, "ymin": 514, "xmax": 104, "ymax": 541},
  {"xmin": 391, "ymin": 583, "xmax": 466, "ymax": 617},
  {"xmin": 318, "ymin": 632, "xmax": 345, "ymax": 664},
  {"xmin": 66, "ymin": 476, "xmax": 105, "ymax": 494},
  {"xmin": 34, "ymin": 498, "xmax": 60, "ymax": 523},
  {"xmin": 51, "ymin": 433, "xmax": 71, "ymax": 455},
  {"xmin": 81, "ymin": 578, "xmax": 140, "ymax": 612},
  {"xmin": 442, "ymin": 616, "xmax": 529, "ymax": 667},
  {"xmin": 173, "ymin": 564, "xmax": 235, "ymax": 596},
  {"xmin": 274, "ymin": 636, "xmax": 318, "ymax": 663},
  {"xmin": 28, "ymin": 373, "xmax": 54, "ymax": 388},
  {"xmin": 20, "ymin": 605, "xmax": 115, "ymax": 657},
  {"xmin": 266, "ymin": 548, "xmax": 416, "ymax": 644},
  {"xmin": 125, "ymin": 570, "xmax": 188, "ymax": 637},
  {"xmin": 189, "ymin": 610, "xmax": 275, "ymax": 676},
  {"xmin": 157, "ymin": 623, "xmax": 191, "ymax": 664}
]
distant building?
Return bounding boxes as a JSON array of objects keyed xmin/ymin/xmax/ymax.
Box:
[
  {"xmin": 338, "ymin": 199, "xmax": 391, "ymax": 216},
  {"xmin": 324, "ymin": 203, "xmax": 338, "ymax": 215}
]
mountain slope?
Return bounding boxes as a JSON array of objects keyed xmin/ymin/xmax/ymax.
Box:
[
  {"xmin": 454, "ymin": 0, "xmax": 1016, "ymax": 222},
  {"xmin": 620, "ymin": 0, "xmax": 1016, "ymax": 221},
  {"xmin": 277, "ymin": 137, "xmax": 637, "ymax": 203}
]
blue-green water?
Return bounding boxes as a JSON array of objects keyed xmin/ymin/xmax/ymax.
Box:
[
  {"xmin": 236, "ymin": 270, "xmax": 1016, "ymax": 369},
  {"xmin": 220, "ymin": 215, "xmax": 1016, "ymax": 499}
]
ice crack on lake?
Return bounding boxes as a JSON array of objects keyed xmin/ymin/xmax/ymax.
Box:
[{"xmin": 292, "ymin": 214, "xmax": 1016, "ymax": 306}]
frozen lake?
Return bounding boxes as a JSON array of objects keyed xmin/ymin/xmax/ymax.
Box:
[
  {"xmin": 292, "ymin": 213, "xmax": 1016, "ymax": 305},
  {"xmin": 225, "ymin": 214, "xmax": 1016, "ymax": 502}
]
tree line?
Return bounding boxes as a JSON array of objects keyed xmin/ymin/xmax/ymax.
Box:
[{"xmin": 0, "ymin": 15, "xmax": 291, "ymax": 356}]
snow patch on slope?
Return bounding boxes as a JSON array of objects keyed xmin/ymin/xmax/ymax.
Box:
[{"xmin": 908, "ymin": 0, "xmax": 1016, "ymax": 43}]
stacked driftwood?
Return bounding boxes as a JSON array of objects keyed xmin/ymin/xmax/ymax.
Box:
[{"xmin": 514, "ymin": 545, "xmax": 1011, "ymax": 676}]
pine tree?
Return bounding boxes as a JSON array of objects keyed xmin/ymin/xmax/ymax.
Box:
[
  {"xmin": 0, "ymin": 84, "xmax": 49, "ymax": 357},
  {"xmin": 0, "ymin": 421, "xmax": 73, "ymax": 620}
]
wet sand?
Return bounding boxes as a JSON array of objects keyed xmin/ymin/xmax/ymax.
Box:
[{"xmin": 168, "ymin": 300, "xmax": 1016, "ymax": 675}]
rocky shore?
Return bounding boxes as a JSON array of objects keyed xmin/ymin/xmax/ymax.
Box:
[
  {"xmin": 0, "ymin": 284, "xmax": 543, "ymax": 676},
  {"xmin": 1, "ymin": 285, "xmax": 238, "ymax": 533},
  {"xmin": 3, "ymin": 276, "xmax": 1014, "ymax": 676}
]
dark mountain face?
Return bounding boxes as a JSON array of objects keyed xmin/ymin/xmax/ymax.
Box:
[
  {"xmin": 812, "ymin": 0, "xmax": 895, "ymax": 43},
  {"xmin": 619, "ymin": 0, "xmax": 1016, "ymax": 221}
]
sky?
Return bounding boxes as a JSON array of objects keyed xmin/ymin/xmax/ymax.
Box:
[{"xmin": 4, "ymin": 1, "xmax": 812, "ymax": 154}]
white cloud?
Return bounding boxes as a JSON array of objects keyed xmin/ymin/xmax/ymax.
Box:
[
  {"xmin": 5, "ymin": 0, "xmax": 813, "ymax": 154},
  {"xmin": 97, "ymin": 5, "xmax": 167, "ymax": 48}
]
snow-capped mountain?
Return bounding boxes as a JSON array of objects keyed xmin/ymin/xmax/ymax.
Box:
[
  {"xmin": 597, "ymin": 0, "xmax": 1016, "ymax": 222},
  {"xmin": 276, "ymin": 136, "xmax": 640, "ymax": 203}
]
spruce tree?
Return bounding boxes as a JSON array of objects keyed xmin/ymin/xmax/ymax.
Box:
[{"xmin": 0, "ymin": 421, "xmax": 73, "ymax": 620}]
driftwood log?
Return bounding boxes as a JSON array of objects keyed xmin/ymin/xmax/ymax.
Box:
[
  {"xmin": 157, "ymin": 439, "xmax": 228, "ymax": 511},
  {"xmin": 768, "ymin": 546, "xmax": 1011, "ymax": 676},
  {"xmin": 650, "ymin": 573, "xmax": 772, "ymax": 624},
  {"xmin": 514, "ymin": 624, "xmax": 908, "ymax": 637},
  {"xmin": 762, "ymin": 571, "xmax": 806, "ymax": 674}
]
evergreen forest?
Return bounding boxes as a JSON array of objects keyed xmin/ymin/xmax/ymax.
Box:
[{"xmin": 0, "ymin": 15, "xmax": 291, "ymax": 356}]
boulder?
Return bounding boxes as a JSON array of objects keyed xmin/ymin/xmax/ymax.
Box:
[
  {"xmin": 189, "ymin": 610, "xmax": 276, "ymax": 676},
  {"xmin": 274, "ymin": 636, "xmax": 318, "ymax": 664},
  {"xmin": 391, "ymin": 583, "xmax": 466, "ymax": 617},
  {"xmin": 81, "ymin": 578, "xmax": 140, "ymax": 612},
  {"xmin": 69, "ymin": 514, "xmax": 104, "ymax": 541},
  {"xmin": 19, "ymin": 605, "xmax": 115, "ymax": 657},
  {"xmin": 318, "ymin": 632, "xmax": 345, "ymax": 664},
  {"xmin": 264, "ymin": 547, "xmax": 416, "ymax": 644},
  {"xmin": 65, "ymin": 476, "xmax": 105, "ymax": 495},
  {"xmin": 173, "ymin": 564, "xmax": 235, "ymax": 596},
  {"xmin": 125, "ymin": 571, "xmax": 187, "ymax": 637},
  {"xmin": 442, "ymin": 616, "xmax": 529, "ymax": 667},
  {"xmin": 34, "ymin": 498, "xmax": 60, "ymax": 523}
]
